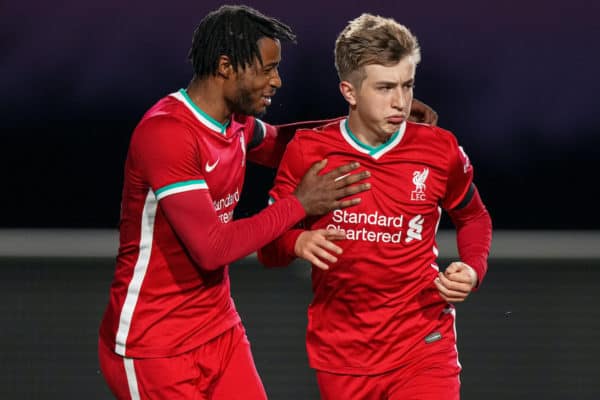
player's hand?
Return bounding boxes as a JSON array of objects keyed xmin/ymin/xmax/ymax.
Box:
[
  {"xmin": 294, "ymin": 229, "xmax": 346, "ymax": 270},
  {"xmin": 294, "ymin": 159, "xmax": 371, "ymax": 216},
  {"xmin": 409, "ymin": 98, "xmax": 438, "ymax": 126},
  {"xmin": 434, "ymin": 261, "xmax": 478, "ymax": 303}
]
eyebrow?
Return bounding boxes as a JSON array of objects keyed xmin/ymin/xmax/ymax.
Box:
[
  {"xmin": 259, "ymin": 60, "xmax": 279, "ymax": 71},
  {"xmin": 374, "ymin": 78, "xmax": 414, "ymax": 85}
]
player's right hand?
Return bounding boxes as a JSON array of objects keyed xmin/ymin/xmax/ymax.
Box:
[
  {"xmin": 410, "ymin": 98, "xmax": 438, "ymax": 126},
  {"xmin": 294, "ymin": 159, "xmax": 370, "ymax": 216},
  {"xmin": 294, "ymin": 229, "xmax": 346, "ymax": 270}
]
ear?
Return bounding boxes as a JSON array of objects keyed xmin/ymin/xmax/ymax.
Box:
[
  {"xmin": 339, "ymin": 80, "xmax": 357, "ymax": 106},
  {"xmin": 217, "ymin": 55, "xmax": 234, "ymax": 79}
]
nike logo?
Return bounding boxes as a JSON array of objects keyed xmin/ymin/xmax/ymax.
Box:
[{"xmin": 205, "ymin": 158, "xmax": 220, "ymax": 173}]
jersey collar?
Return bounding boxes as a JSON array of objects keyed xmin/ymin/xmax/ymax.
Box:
[
  {"xmin": 171, "ymin": 89, "xmax": 230, "ymax": 134},
  {"xmin": 340, "ymin": 118, "xmax": 406, "ymax": 160}
]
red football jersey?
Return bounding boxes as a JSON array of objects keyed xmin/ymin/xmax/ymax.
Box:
[
  {"xmin": 99, "ymin": 90, "xmax": 276, "ymax": 358},
  {"xmin": 267, "ymin": 119, "xmax": 473, "ymax": 374}
]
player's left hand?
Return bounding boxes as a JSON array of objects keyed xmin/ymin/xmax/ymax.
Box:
[
  {"xmin": 409, "ymin": 98, "xmax": 438, "ymax": 126},
  {"xmin": 434, "ymin": 261, "xmax": 478, "ymax": 303},
  {"xmin": 294, "ymin": 228, "xmax": 346, "ymax": 271}
]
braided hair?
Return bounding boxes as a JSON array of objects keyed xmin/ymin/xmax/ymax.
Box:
[{"xmin": 188, "ymin": 5, "xmax": 296, "ymax": 79}]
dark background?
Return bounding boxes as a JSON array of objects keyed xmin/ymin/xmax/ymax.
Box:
[
  {"xmin": 2, "ymin": 0, "xmax": 599, "ymax": 229},
  {"xmin": 2, "ymin": 256, "xmax": 600, "ymax": 399},
  {"xmin": 2, "ymin": 2, "xmax": 600, "ymax": 399}
]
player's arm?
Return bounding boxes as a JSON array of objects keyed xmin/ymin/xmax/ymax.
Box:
[
  {"xmin": 447, "ymin": 183, "xmax": 492, "ymax": 288},
  {"xmin": 292, "ymin": 228, "xmax": 346, "ymax": 270},
  {"xmin": 246, "ymin": 117, "xmax": 343, "ymax": 168},
  {"xmin": 259, "ymin": 225, "xmax": 347, "ymax": 270},
  {"xmin": 435, "ymin": 184, "xmax": 492, "ymax": 302},
  {"xmin": 435, "ymin": 139, "xmax": 492, "ymax": 302},
  {"xmin": 258, "ymin": 134, "xmax": 353, "ymax": 269},
  {"xmin": 137, "ymin": 118, "xmax": 370, "ymax": 271},
  {"xmin": 247, "ymin": 101, "xmax": 436, "ymax": 168},
  {"xmin": 257, "ymin": 135, "xmax": 310, "ymax": 268},
  {"xmin": 409, "ymin": 98, "xmax": 438, "ymax": 125},
  {"xmin": 161, "ymin": 162, "xmax": 369, "ymax": 271}
]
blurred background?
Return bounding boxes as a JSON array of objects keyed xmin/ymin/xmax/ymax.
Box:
[
  {"xmin": 2, "ymin": 0, "xmax": 599, "ymax": 229},
  {"xmin": 1, "ymin": 0, "xmax": 599, "ymax": 399}
]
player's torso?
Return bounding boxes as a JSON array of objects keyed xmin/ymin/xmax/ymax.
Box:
[
  {"xmin": 302, "ymin": 120, "xmax": 451, "ymax": 287},
  {"xmin": 104, "ymin": 93, "xmax": 249, "ymax": 356},
  {"xmin": 191, "ymin": 118, "xmax": 248, "ymax": 224},
  {"xmin": 299, "ymin": 120, "xmax": 457, "ymax": 373},
  {"xmin": 126, "ymin": 93, "xmax": 249, "ymax": 225},
  {"xmin": 173, "ymin": 90, "xmax": 249, "ymax": 219}
]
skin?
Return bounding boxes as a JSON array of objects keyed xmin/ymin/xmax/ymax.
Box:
[
  {"xmin": 410, "ymin": 98, "xmax": 438, "ymax": 125},
  {"xmin": 340, "ymin": 57, "xmax": 416, "ymax": 147},
  {"xmin": 225, "ymin": 37, "xmax": 283, "ymax": 118},
  {"xmin": 296, "ymin": 57, "xmax": 478, "ymax": 301},
  {"xmin": 181, "ymin": 37, "xmax": 372, "ymax": 215},
  {"xmin": 186, "ymin": 37, "xmax": 282, "ymax": 124}
]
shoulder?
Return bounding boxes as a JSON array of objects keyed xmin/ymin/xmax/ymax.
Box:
[
  {"xmin": 406, "ymin": 122, "xmax": 461, "ymax": 153},
  {"xmin": 232, "ymin": 113, "xmax": 263, "ymax": 140},
  {"xmin": 135, "ymin": 95, "xmax": 194, "ymax": 139},
  {"xmin": 232, "ymin": 113, "xmax": 252, "ymax": 126},
  {"xmin": 407, "ymin": 121, "xmax": 457, "ymax": 141},
  {"xmin": 293, "ymin": 119, "xmax": 342, "ymax": 143},
  {"xmin": 131, "ymin": 110, "xmax": 196, "ymax": 156}
]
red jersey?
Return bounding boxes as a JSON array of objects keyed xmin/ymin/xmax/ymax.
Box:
[
  {"xmin": 99, "ymin": 90, "xmax": 283, "ymax": 358},
  {"xmin": 264, "ymin": 119, "xmax": 474, "ymax": 374}
]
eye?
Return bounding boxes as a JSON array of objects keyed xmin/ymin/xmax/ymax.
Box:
[{"xmin": 263, "ymin": 65, "xmax": 278, "ymax": 76}]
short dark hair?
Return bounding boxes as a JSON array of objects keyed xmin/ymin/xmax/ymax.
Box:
[{"xmin": 188, "ymin": 5, "xmax": 296, "ymax": 79}]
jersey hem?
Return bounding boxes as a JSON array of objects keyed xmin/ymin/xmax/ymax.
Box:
[{"xmin": 99, "ymin": 314, "xmax": 241, "ymax": 359}]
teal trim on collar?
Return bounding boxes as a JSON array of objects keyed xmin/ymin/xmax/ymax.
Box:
[
  {"xmin": 344, "ymin": 119, "xmax": 401, "ymax": 156},
  {"xmin": 179, "ymin": 89, "xmax": 230, "ymax": 134}
]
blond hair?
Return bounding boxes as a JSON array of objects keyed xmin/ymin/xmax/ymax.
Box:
[{"xmin": 334, "ymin": 13, "xmax": 421, "ymax": 86}]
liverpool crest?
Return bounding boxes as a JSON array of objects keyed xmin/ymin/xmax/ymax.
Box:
[{"xmin": 411, "ymin": 168, "xmax": 429, "ymax": 201}]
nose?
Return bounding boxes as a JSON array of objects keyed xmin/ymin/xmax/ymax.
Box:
[
  {"xmin": 269, "ymin": 69, "xmax": 282, "ymax": 89},
  {"xmin": 392, "ymin": 88, "xmax": 407, "ymax": 110}
]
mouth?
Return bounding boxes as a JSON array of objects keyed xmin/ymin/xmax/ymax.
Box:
[
  {"xmin": 386, "ymin": 115, "xmax": 406, "ymax": 125},
  {"xmin": 261, "ymin": 93, "xmax": 274, "ymax": 107}
]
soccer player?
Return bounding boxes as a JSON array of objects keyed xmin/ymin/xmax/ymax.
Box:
[
  {"xmin": 258, "ymin": 13, "xmax": 493, "ymax": 400},
  {"xmin": 96, "ymin": 6, "xmax": 373, "ymax": 400}
]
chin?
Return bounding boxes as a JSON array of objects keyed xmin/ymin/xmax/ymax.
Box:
[
  {"xmin": 387, "ymin": 124, "xmax": 402, "ymax": 133},
  {"xmin": 251, "ymin": 106, "xmax": 267, "ymax": 118}
]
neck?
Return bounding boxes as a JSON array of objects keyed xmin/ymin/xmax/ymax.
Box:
[
  {"xmin": 347, "ymin": 112, "xmax": 389, "ymax": 147},
  {"xmin": 186, "ymin": 77, "xmax": 232, "ymax": 124}
]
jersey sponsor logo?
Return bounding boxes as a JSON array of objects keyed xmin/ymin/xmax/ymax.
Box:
[
  {"xmin": 326, "ymin": 210, "xmax": 427, "ymax": 245},
  {"xmin": 205, "ymin": 158, "xmax": 220, "ymax": 173},
  {"xmin": 331, "ymin": 209, "xmax": 403, "ymax": 228},
  {"xmin": 327, "ymin": 209, "xmax": 404, "ymax": 243},
  {"xmin": 411, "ymin": 168, "xmax": 429, "ymax": 201},
  {"xmin": 405, "ymin": 214, "xmax": 424, "ymax": 243},
  {"xmin": 213, "ymin": 189, "xmax": 240, "ymax": 223}
]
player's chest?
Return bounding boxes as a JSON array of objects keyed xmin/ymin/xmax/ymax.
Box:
[
  {"xmin": 326, "ymin": 153, "xmax": 446, "ymax": 214},
  {"xmin": 196, "ymin": 131, "xmax": 247, "ymax": 196}
]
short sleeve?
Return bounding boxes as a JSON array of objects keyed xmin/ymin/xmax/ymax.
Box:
[
  {"xmin": 130, "ymin": 116, "xmax": 208, "ymax": 200},
  {"xmin": 268, "ymin": 135, "xmax": 307, "ymax": 204}
]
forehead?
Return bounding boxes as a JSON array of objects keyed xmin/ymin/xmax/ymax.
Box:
[
  {"xmin": 256, "ymin": 37, "xmax": 281, "ymax": 65},
  {"xmin": 362, "ymin": 57, "xmax": 416, "ymax": 83}
]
